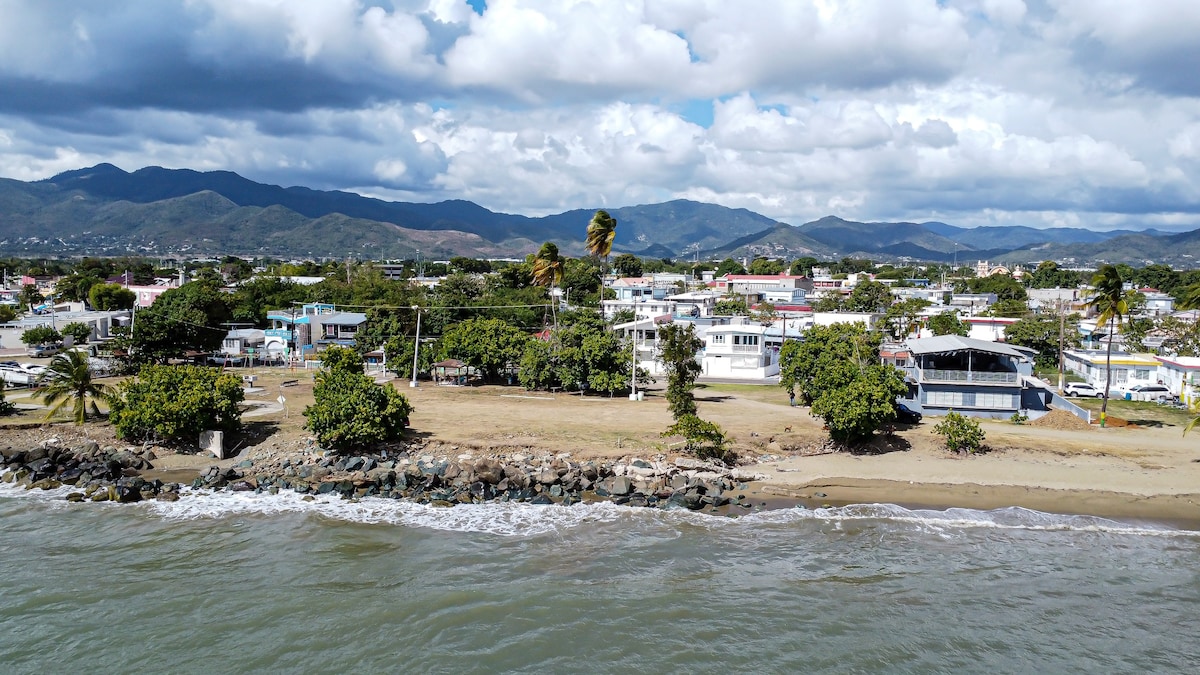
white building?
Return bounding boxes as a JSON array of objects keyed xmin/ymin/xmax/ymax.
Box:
[
  {"xmin": 1063, "ymin": 349, "xmax": 1160, "ymax": 395},
  {"xmin": 701, "ymin": 323, "xmax": 780, "ymax": 380},
  {"xmin": 1154, "ymin": 356, "xmax": 1200, "ymax": 405}
]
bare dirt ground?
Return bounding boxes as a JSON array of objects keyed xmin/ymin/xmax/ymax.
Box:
[{"xmin": 5, "ymin": 369, "xmax": 1200, "ymax": 521}]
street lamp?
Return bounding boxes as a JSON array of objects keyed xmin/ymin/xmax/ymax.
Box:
[{"xmin": 410, "ymin": 305, "xmax": 421, "ymax": 388}]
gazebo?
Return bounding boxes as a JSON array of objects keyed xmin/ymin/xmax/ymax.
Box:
[{"xmin": 432, "ymin": 358, "xmax": 469, "ymax": 385}]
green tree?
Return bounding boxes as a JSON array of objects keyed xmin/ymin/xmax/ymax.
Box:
[
  {"xmin": 748, "ymin": 257, "xmax": 783, "ymax": 275},
  {"xmin": 60, "ymin": 322, "xmax": 93, "ymax": 345},
  {"xmin": 320, "ymin": 345, "xmax": 364, "ymax": 374},
  {"xmin": 1027, "ymin": 261, "xmax": 1082, "ymax": 290},
  {"xmin": 790, "ymin": 257, "xmax": 819, "ymax": 277},
  {"xmin": 109, "ymin": 365, "xmax": 244, "ymax": 442},
  {"xmin": 0, "ymin": 305, "xmax": 15, "ymax": 323},
  {"xmin": 88, "ymin": 282, "xmax": 137, "ymax": 311},
  {"xmin": 20, "ymin": 326, "xmax": 61, "ymax": 346},
  {"xmin": 611, "ymin": 253, "xmax": 643, "ymax": 278},
  {"xmin": 55, "ymin": 273, "xmax": 102, "ymax": 303},
  {"xmin": 984, "ymin": 298, "xmax": 1031, "ymax": 318},
  {"xmin": 36, "ymin": 349, "xmax": 113, "ymax": 425},
  {"xmin": 844, "ymin": 280, "xmax": 894, "ymax": 313},
  {"xmin": 657, "ymin": 323, "xmax": 703, "ymax": 420},
  {"xmin": 883, "ymin": 298, "xmax": 930, "ymax": 338},
  {"xmin": 810, "ymin": 364, "xmax": 907, "ymax": 444},
  {"xmin": 304, "ymin": 369, "xmax": 413, "ymax": 451},
  {"xmin": 129, "ymin": 281, "xmax": 232, "ymax": 363},
  {"xmin": 779, "ymin": 322, "xmax": 883, "ymax": 405},
  {"xmin": 440, "ymin": 317, "xmax": 530, "ymax": 382},
  {"xmin": 928, "ymin": 311, "xmax": 970, "ymax": 337},
  {"xmin": 19, "ymin": 284, "xmax": 43, "ymax": 312},
  {"xmin": 450, "ymin": 257, "xmax": 492, "ymax": 274},
  {"xmin": 1004, "ymin": 314, "xmax": 1080, "ymax": 370},
  {"xmin": 714, "ymin": 297, "xmax": 750, "ymax": 316},
  {"xmin": 1089, "ymin": 264, "xmax": 1128, "ymax": 425},
  {"xmin": 715, "ymin": 258, "xmax": 746, "ymax": 277}
]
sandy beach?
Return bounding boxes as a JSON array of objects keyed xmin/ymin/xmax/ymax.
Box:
[{"xmin": 6, "ymin": 371, "xmax": 1200, "ymax": 524}]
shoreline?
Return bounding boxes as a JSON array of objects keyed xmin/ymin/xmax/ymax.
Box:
[{"xmin": 747, "ymin": 478, "xmax": 1200, "ymax": 529}]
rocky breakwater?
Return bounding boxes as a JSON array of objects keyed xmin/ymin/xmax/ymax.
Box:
[
  {"xmin": 198, "ymin": 451, "xmax": 768, "ymax": 512},
  {"xmin": 0, "ymin": 440, "xmax": 182, "ymax": 503}
]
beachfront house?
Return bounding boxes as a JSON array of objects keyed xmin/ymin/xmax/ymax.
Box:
[{"xmin": 900, "ymin": 335, "xmax": 1087, "ymax": 421}]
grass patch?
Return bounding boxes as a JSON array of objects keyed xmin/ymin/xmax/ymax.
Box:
[
  {"xmin": 699, "ymin": 383, "xmax": 790, "ymax": 405},
  {"xmin": 1071, "ymin": 398, "xmax": 1194, "ymax": 428}
]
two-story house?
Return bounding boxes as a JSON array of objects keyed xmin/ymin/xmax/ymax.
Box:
[{"xmin": 901, "ymin": 335, "xmax": 1085, "ymax": 421}]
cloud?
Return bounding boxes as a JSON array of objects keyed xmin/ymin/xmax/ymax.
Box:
[{"xmin": 0, "ymin": 0, "xmax": 1197, "ymax": 235}]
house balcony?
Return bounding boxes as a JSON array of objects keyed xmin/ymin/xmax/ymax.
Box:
[
  {"xmin": 920, "ymin": 368, "xmax": 1019, "ymax": 385},
  {"xmin": 265, "ymin": 328, "xmax": 292, "ymax": 339},
  {"xmin": 731, "ymin": 344, "xmax": 760, "ymax": 353}
]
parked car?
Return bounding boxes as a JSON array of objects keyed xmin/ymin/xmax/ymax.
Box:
[
  {"xmin": 1064, "ymin": 382, "xmax": 1101, "ymax": 398},
  {"xmin": 26, "ymin": 343, "xmax": 61, "ymax": 358},
  {"xmin": 1126, "ymin": 384, "xmax": 1178, "ymax": 403},
  {"xmin": 895, "ymin": 403, "xmax": 923, "ymax": 424}
]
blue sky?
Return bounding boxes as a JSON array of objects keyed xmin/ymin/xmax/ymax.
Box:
[{"xmin": 0, "ymin": 0, "xmax": 1198, "ymax": 232}]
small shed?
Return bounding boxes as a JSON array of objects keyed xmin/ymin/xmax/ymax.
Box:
[{"xmin": 432, "ymin": 358, "xmax": 468, "ymax": 385}]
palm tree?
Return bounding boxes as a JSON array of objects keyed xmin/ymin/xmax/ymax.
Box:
[
  {"xmin": 531, "ymin": 242, "xmax": 564, "ymax": 288},
  {"xmin": 585, "ymin": 210, "xmax": 617, "ymax": 294},
  {"xmin": 1088, "ymin": 264, "xmax": 1127, "ymax": 427},
  {"xmin": 532, "ymin": 242, "xmax": 565, "ymax": 328},
  {"xmin": 37, "ymin": 349, "xmax": 113, "ymax": 425}
]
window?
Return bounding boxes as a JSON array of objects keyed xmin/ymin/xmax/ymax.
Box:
[
  {"xmin": 733, "ymin": 335, "xmax": 759, "ymax": 346},
  {"xmin": 1135, "ymin": 369, "xmax": 1150, "ymax": 380},
  {"xmin": 710, "ymin": 334, "xmax": 725, "ymax": 344}
]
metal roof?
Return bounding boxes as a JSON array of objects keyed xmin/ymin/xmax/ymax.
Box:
[{"xmin": 906, "ymin": 335, "xmax": 1036, "ymax": 360}]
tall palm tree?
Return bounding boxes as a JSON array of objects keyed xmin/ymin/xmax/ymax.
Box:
[
  {"xmin": 531, "ymin": 242, "xmax": 564, "ymax": 288},
  {"xmin": 586, "ymin": 210, "xmax": 617, "ymax": 292},
  {"xmin": 532, "ymin": 242, "xmax": 565, "ymax": 328},
  {"xmin": 1088, "ymin": 264, "xmax": 1127, "ymax": 426},
  {"xmin": 37, "ymin": 349, "xmax": 112, "ymax": 425}
]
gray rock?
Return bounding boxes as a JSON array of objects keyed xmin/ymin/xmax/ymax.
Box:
[{"xmin": 610, "ymin": 476, "xmax": 633, "ymax": 496}]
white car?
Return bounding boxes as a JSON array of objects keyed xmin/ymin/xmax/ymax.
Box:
[
  {"xmin": 1063, "ymin": 382, "xmax": 1101, "ymax": 398},
  {"xmin": 1125, "ymin": 384, "xmax": 1177, "ymax": 403}
]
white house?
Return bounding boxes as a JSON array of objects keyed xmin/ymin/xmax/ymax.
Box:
[
  {"xmin": 1154, "ymin": 356, "xmax": 1200, "ymax": 405},
  {"xmin": 701, "ymin": 323, "xmax": 780, "ymax": 380},
  {"xmin": 1063, "ymin": 349, "xmax": 1160, "ymax": 394},
  {"xmin": 811, "ymin": 311, "xmax": 884, "ymax": 330}
]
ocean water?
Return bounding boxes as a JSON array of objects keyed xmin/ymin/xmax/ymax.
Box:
[{"xmin": 2, "ymin": 483, "xmax": 1199, "ymax": 674}]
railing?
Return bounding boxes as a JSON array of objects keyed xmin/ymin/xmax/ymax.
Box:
[
  {"xmin": 731, "ymin": 344, "xmax": 760, "ymax": 353},
  {"xmin": 265, "ymin": 328, "xmax": 292, "ymax": 339},
  {"xmin": 922, "ymin": 369, "xmax": 1018, "ymax": 384}
]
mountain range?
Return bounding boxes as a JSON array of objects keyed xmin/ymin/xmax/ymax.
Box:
[{"xmin": 0, "ymin": 164, "xmax": 1193, "ymax": 266}]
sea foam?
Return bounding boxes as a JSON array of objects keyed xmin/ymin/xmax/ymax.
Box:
[{"xmin": 3, "ymin": 473, "xmax": 1194, "ymax": 538}]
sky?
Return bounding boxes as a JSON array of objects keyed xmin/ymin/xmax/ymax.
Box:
[{"xmin": 1, "ymin": 0, "xmax": 1199, "ymax": 232}]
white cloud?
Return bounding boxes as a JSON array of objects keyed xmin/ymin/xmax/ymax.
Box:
[{"xmin": 0, "ymin": 0, "xmax": 1197, "ymax": 236}]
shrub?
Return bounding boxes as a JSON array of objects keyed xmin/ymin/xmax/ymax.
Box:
[
  {"xmin": 21, "ymin": 326, "xmax": 61, "ymax": 346},
  {"xmin": 662, "ymin": 414, "xmax": 731, "ymax": 463},
  {"xmin": 0, "ymin": 380, "xmax": 16, "ymax": 416},
  {"xmin": 934, "ymin": 411, "xmax": 986, "ymax": 454},
  {"xmin": 320, "ymin": 345, "xmax": 364, "ymax": 374},
  {"xmin": 109, "ymin": 365, "xmax": 244, "ymax": 443},
  {"xmin": 304, "ymin": 369, "xmax": 413, "ymax": 451}
]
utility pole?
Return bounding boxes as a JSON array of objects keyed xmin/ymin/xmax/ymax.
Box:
[
  {"xmin": 410, "ymin": 306, "xmax": 421, "ymax": 388},
  {"xmin": 1058, "ymin": 297, "xmax": 1066, "ymax": 395}
]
